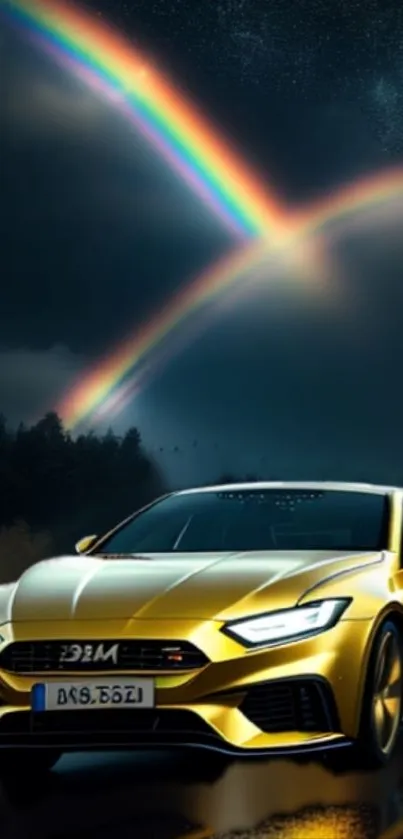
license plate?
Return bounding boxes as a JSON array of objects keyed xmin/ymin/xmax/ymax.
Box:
[{"xmin": 32, "ymin": 679, "xmax": 155, "ymax": 712}]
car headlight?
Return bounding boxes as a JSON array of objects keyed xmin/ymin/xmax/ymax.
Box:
[{"xmin": 223, "ymin": 598, "xmax": 351, "ymax": 648}]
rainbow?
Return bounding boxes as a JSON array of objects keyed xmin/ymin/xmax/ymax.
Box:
[
  {"xmin": 57, "ymin": 239, "xmax": 270, "ymax": 427},
  {"xmin": 6, "ymin": 0, "xmax": 403, "ymax": 429},
  {"xmin": 57, "ymin": 166, "xmax": 403, "ymax": 429},
  {"xmin": 6, "ymin": 0, "xmax": 287, "ymax": 239}
]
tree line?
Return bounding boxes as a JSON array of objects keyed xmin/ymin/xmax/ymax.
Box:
[
  {"xmin": 0, "ymin": 411, "xmax": 166, "ymax": 558},
  {"xmin": 0, "ymin": 411, "xmax": 264, "ymax": 579}
]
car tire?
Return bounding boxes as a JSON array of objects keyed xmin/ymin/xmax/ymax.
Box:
[
  {"xmin": 325, "ymin": 619, "xmax": 403, "ymax": 772},
  {"xmin": 0, "ymin": 748, "xmax": 63, "ymax": 777}
]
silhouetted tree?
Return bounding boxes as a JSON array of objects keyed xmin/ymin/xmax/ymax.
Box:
[{"xmin": 0, "ymin": 412, "xmax": 169, "ymax": 557}]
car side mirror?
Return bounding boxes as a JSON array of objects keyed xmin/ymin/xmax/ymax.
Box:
[{"xmin": 75, "ymin": 534, "xmax": 98, "ymax": 554}]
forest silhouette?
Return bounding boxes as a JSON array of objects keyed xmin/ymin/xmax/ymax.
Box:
[
  {"xmin": 0, "ymin": 411, "xmax": 167, "ymax": 580},
  {"xmin": 0, "ymin": 411, "xmax": 260, "ymax": 581}
]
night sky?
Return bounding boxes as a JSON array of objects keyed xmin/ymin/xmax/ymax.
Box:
[{"xmin": 1, "ymin": 0, "xmax": 403, "ymax": 486}]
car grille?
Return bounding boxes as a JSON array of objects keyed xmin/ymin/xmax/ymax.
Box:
[
  {"xmin": 239, "ymin": 679, "xmax": 340, "ymax": 733},
  {"xmin": 0, "ymin": 640, "xmax": 209, "ymax": 673}
]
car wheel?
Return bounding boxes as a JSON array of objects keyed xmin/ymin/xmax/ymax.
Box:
[
  {"xmin": 0, "ymin": 748, "xmax": 63, "ymax": 777},
  {"xmin": 359, "ymin": 619, "xmax": 403, "ymax": 767},
  {"xmin": 326, "ymin": 619, "xmax": 403, "ymax": 772}
]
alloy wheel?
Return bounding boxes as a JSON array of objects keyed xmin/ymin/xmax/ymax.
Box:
[{"xmin": 371, "ymin": 628, "xmax": 403, "ymax": 756}]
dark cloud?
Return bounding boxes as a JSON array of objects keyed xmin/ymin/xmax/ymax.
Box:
[
  {"xmin": 0, "ymin": 346, "xmax": 83, "ymax": 428},
  {"xmin": 1, "ymin": 30, "xmax": 231, "ymax": 355},
  {"xmin": 1, "ymin": 0, "xmax": 403, "ymax": 485}
]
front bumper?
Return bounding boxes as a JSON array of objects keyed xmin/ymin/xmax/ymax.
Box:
[
  {"xmin": 0, "ymin": 709, "xmax": 351, "ymax": 755},
  {"xmin": 0, "ymin": 617, "xmax": 374, "ymax": 754}
]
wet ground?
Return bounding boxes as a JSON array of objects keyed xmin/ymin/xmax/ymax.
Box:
[{"xmin": 2, "ymin": 742, "xmax": 403, "ymax": 839}]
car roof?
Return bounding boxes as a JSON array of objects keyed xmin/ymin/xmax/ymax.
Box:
[{"xmin": 176, "ymin": 481, "xmax": 402, "ymax": 496}]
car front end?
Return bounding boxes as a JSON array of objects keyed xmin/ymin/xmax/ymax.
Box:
[
  {"xmin": 0, "ymin": 602, "xmax": 373, "ymax": 756},
  {"xmin": 0, "ymin": 482, "xmax": 395, "ymax": 761}
]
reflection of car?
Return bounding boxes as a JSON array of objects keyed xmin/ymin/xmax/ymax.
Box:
[{"xmin": 0, "ymin": 481, "xmax": 403, "ymax": 774}]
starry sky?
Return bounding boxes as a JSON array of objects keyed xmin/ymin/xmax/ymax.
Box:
[{"xmin": 1, "ymin": 0, "xmax": 403, "ymax": 486}]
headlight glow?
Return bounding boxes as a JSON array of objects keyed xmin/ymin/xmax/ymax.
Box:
[{"xmin": 224, "ymin": 598, "xmax": 351, "ymax": 647}]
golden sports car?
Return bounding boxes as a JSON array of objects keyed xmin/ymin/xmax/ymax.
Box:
[{"xmin": 0, "ymin": 481, "xmax": 402, "ymax": 774}]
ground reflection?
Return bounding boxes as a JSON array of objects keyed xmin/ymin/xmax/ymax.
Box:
[{"xmin": 1, "ymin": 743, "xmax": 403, "ymax": 839}]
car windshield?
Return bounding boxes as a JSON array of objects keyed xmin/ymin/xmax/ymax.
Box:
[{"xmin": 97, "ymin": 489, "xmax": 389, "ymax": 554}]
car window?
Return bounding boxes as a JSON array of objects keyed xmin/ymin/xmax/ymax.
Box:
[{"xmin": 97, "ymin": 489, "xmax": 389, "ymax": 554}]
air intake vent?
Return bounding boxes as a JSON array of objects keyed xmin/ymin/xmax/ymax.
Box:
[{"xmin": 239, "ymin": 679, "xmax": 339, "ymax": 733}]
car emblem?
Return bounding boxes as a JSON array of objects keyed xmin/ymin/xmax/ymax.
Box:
[{"xmin": 58, "ymin": 642, "xmax": 120, "ymax": 665}]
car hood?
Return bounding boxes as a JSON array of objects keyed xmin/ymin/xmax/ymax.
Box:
[{"xmin": 1, "ymin": 549, "xmax": 382, "ymax": 623}]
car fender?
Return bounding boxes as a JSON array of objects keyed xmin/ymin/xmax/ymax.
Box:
[{"xmin": 298, "ymin": 552, "xmax": 399, "ymax": 620}]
